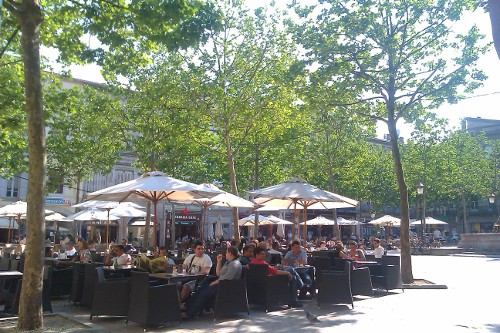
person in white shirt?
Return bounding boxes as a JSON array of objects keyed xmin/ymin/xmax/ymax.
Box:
[
  {"xmin": 64, "ymin": 242, "xmax": 77, "ymax": 257},
  {"xmin": 180, "ymin": 241, "xmax": 212, "ymax": 302},
  {"xmin": 105, "ymin": 245, "xmax": 131, "ymax": 266},
  {"xmin": 371, "ymin": 238, "xmax": 385, "ymax": 258}
]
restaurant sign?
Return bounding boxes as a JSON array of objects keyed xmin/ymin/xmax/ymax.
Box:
[{"xmin": 45, "ymin": 197, "xmax": 72, "ymax": 205}]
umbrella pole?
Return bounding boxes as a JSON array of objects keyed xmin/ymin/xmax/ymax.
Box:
[
  {"xmin": 17, "ymin": 214, "xmax": 21, "ymax": 243},
  {"xmin": 303, "ymin": 208, "xmax": 307, "ymax": 244},
  {"xmin": 153, "ymin": 202, "xmax": 158, "ymax": 255},
  {"xmin": 202, "ymin": 206, "xmax": 207, "ymax": 242},
  {"xmin": 106, "ymin": 208, "xmax": 110, "ymax": 249},
  {"xmin": 7, "ymin": 217, "xmax": 11, "ymax": 243}
]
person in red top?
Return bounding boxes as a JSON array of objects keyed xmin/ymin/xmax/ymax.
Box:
[{"xmin": 250, "ymin": 246, "xmax": 303, "ymax": 308}]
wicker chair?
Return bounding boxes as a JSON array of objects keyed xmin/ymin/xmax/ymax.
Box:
[
  {"xmin": 246, "ymin": 264, "xmax": 291, "ymax": 311},
  {"xmin": 126, "ymin": 270, "xmax": 181, "ymax": 330},
  {"xmin": 213, "ymin": 274, "xmax": 249, "ymax": 320},
  {"xmin": 90, "ymin": 267, "xmax": 129, "ymax": 320},
  {"xmin": 317, "ymin": 260, "xmax": 354, "ymax": 308}
]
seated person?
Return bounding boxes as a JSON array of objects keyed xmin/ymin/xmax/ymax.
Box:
[
  {"xmin": 371, "ymin": 238, "xmax": 385, "ymax": 258},
  {"xmin": 104, "ymin": 245, "xmax": 131, "ymax": 266},
  {"xmin": 159, "ymin": 246, "xmax": 176, "ymax": 265},
  {"xmin": 251, "ymin": 246, "xmax": 303, "ymax": 308},
  {"xmin": 74, "ymin": 240, "xmax": 91, "ymax": 262},
  {"xmin": 331, "ymin": 242, "xmax": 348, "ymax": 259},
  {"xmin": 64, "ymin": 242, "xmax": 77, "ymax": 257},
  {"xmin": 347, "ymin": 240, "xmax": 366, "ymax": 261},
  {"xmin": 87, "ymin": 239, "xmax": 97, "ymax": 251},
  {"xmin": 315, "ymin": 241, "xmax": 328, "ymax": 251},
  {"xmin": 239, "ymin": 245, "xmax": 253, "ymax": 267},
  {"xmin": 183, "ymin": 246, "xmax": 242, "ymax": 318},
  {"xmin": 180, "ymin": 241, "xmax": 212, "ymax": 302},
  {"xmin": 283, "ymin": 240, "xmax": 313, "ymax": 298},
  {"xmin": 121, "ymin": 238, "xmax": 137, "ymax": 254}
]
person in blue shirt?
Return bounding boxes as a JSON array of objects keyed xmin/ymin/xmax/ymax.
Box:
[{"xmin": 283, "ymin": 240, "xmax": 313, "ymax": 299}]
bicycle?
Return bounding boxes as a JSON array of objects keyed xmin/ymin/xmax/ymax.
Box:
[{"xmin": 410, "ymin": 238, "xmax": 431, "ymax": 255}]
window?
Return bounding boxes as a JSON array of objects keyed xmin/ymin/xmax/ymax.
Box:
[{"xmin": 6, "ymin": 178, "xmax": 18, "ymax": 198}]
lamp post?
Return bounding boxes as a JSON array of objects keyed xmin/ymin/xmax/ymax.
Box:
[
  {"xmin": 489, "ymin": 193, "xmax": 497, "ymax": 232},
  {"xmin": 416, "ymin": 182, "xmax": 426, "ymax": 242}
]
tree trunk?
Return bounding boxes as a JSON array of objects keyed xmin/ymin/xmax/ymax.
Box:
[
  {"xmin": 225, "ymin": 132, "xmax": 240, "ymax": 244},
  {"xmin": 387, "ymin": 116, "xmax": 413, "ymax": 284},
  {"xmin": 327, "ymin": 180, "xmax": 340, "ymax": 239},
  {"xmin": 253, "ymin": 147, "xmax": 260, "ymax": 239},
  {"xmin": 461, "ymin": 193, "xmax": 467, "ymax": 233},
  {"xmin": 17, "ymin": 1, "xmax": 45, "ymax": 330}
]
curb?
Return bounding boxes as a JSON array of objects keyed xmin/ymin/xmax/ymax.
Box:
[{"xmin": 402, "ymin": 278, "xmax": 448, "ymax": 289}]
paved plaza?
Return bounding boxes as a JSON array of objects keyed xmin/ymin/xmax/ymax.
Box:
[{"xmin": 45, "ymin": 254, "xmax": 500, "ymax": 333}]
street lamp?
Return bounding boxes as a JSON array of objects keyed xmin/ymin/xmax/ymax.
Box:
[
  {"xmin": 488, "ymin": 193, "xmax": 498, "ymax": 232},
  {"xmin": 488, "ymin": 192, "xmax": 495, "ymax": 204},
  {"xmin": 416, "ymin": 182, "xmax": 426, "ymax": 242}
]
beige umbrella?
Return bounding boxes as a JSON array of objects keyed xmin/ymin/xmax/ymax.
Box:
[
  {"xmin": 368, "ymin": 215, "xmax": 401, "ymax": 227},
  {"xmin": 183, "ymin": 183, "xmax": 254, "ymax": 241},
  {"xmin": 0, "ymin": 201, "xmax": 54, "ymax": 242},
  {"xmin": 85, "ymin": 171, "xmax": 223, "ymax": 253},
  {"xmin": 249, "ymin": 178, "xmax": 358, "ymax": 241},
  {"xmin": 410, "ymin": 217, "xmax": 448, "ymax": 225}
]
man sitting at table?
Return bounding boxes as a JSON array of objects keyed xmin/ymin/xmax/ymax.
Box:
[
  {"xmin": 371, "ymin": 238, "xmax": 385, "ymax": 258},
  {"xmin": 251, "ymin": 246, "xmax": 303, "ymax": 308},
  {"xmin": 104, "ymin": 245, "xmax": 131, "ymax": 266},
  {"xmin": 121, "ymin": 238, "xmax": 137, "ymax": 254},
  {"xmin": 64, "ymin": 242, "xmax": 77, "ymax": 257},
  {"xmin": 239, "ymin": 245, "xmax": 253, "ymax": 267},
  {"xmin": 180, "ymin": 241, "xmax": 212, "ymax": 302},
  {"xmin": 183, "ymin": 246, "xmax": 242, "ymax": 318},
  {"xmin": 283, "ymin": 240, "xmax": 313, "ymax": 299}
]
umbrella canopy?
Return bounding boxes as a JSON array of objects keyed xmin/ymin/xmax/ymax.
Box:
[
  {"xmin": 336, "ymin": 217, "xmax": 360, "ymax": 226},
  {"xmin": 62, "ymin": 209, "xmax": 119, "ymax": 222},
  {"xmin": 109, "ymin": 204, "xmax": 148, "ymax": 243},
  {"xmin": 238, "ymin": 214, "xmax": 270, "ymax": 226},
  {"xmin": 266, "ymin": 215, "xmax": 293, "ymax": 224},
  {"xmin": 249, "ymin": 178, "xmax": 358, "ymax": 240},
  {"xmin": 300, "ymin": 216, "xmax": 336, "ymax": 226},
  {"xmin": 85, "ymin": 171, "xmax": 223, "ymax": 252},
  {"xmin": 410, "ymin": 217, "xmax": 448, "ymax": 225},
  {"xmin": 73, "ymin": 200, "xmax": 144, "ymax": 209},
  {"xmin": 184, "ymin": 183, "xmax": 254, "ymax": 241},
  {"xmin": 368, "ymin": 215, "xmax": 401, "ymax": 227},
  {"xmin": 0, "ymin": 200, "xmax": 54, "ymax": 242},
  {"xmin": 45, "ymin": 213, "xmax": 66, "ymax": 222}
]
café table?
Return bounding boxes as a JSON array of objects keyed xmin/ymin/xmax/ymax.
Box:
[{"xmin": 149, "ymin": 272, "xmax": 206, "ymax": 285}]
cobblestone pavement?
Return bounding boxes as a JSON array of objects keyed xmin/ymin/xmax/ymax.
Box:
[{"xmin": 51, "ymin": 254, "xmax": 500, "ymax": 333}]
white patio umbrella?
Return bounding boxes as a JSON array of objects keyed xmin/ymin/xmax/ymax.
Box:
[
  {"xmin": 368, "ymin": 215, "xmax": 401, "ymax": 227},
  {"xmin": 183, "ymin": 183, "xmax": 254, "ymax": 241},
  {"xmin": 336, "ymin": 216, "xmax": 360, "ymax": 226},
  {"xmin": 410, "ymin": 217, "xmax": 448, "ymax": 225},
  {"xmin": 109, "ymin": 204, "xmax": 148, "ymax": 242},
  {"xmin": 266, "ymin": 215, "xmax": 293, "ymax": 224},
  {"xmin": 73, "ymin": 201, "xmax": 145, "ymax": 247},
  {"xmin": 300, "ymin": 215, "xmax": 336, "ymax": 225},
  {"xmin": 45, "ymin": 213, "xmax": 66, "ymax": 243},
  {"xmin": 0, "ymin": 201, "xmax": 54, "ymax": 242},
  {"xmin": 73, "ymin": 200, "xmax": 144, "ymax": 209},
  {"xmin": 249, "ymin": 178, "xmax": 358, "ymax": 241},
  {"xmin": 238, "ymin": 214, "xmax": 272, "ymax": 226},
  {"xmin": 85, "ymin": 171, "xmax": 223, "ymax": 252}
]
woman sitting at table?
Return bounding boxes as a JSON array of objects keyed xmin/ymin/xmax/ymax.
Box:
[
  {"xmin": 331, "ymin": 242, "xmax": 348, "ymax": 259},
  {"xmin": 346, "ymin": 240, "xmax": 366, "ymax": 261},
  {"xmin": 73, "ymin": 240, "xmax": 91, "ymax": 262},
  {"xmin": 182, "ymin": 246, "xmax": 242, "ymax": 318}
]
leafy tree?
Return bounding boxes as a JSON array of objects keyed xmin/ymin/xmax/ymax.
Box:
[
  {"xmin": 0, "ymin": 54, "xmax": 26, "ymax": 177},
  {"xmin": 176, "ymin": 0, "xmax": 303, "ymax": 242},
  {"xmin": 45, "ymin": 85, "xmax": 125, "ymax": 203},
  {"xmin": 291, "ymin": 0, "xmax": 489, "ymax": 283},
  {"xmin": 1, "ymin": 0, "xmax": 222, "ymax": 329}
]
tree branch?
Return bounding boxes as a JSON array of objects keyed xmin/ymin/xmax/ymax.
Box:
[{"xmin": 0, "ymin": 25, "xmax": 21, "ymax": 60}]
